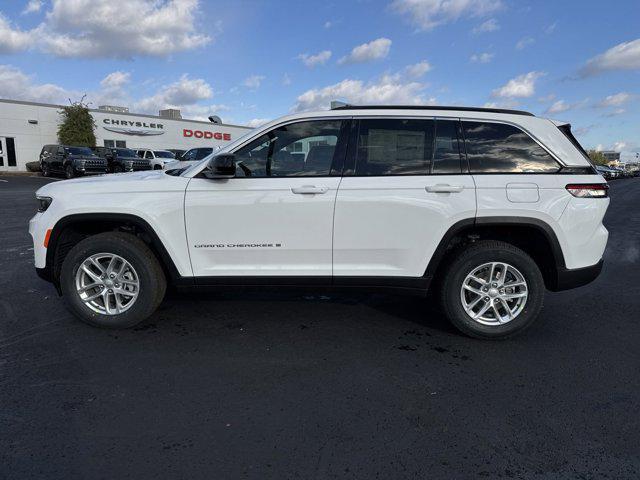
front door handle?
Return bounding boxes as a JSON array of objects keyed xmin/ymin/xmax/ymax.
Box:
[
  {"xmin": 291, "ymin": 185, "xmax": 329, "ymax": 195},
  {"xmin": 426, "ymin": 184, "xmax": 464, "ymax": 193}
]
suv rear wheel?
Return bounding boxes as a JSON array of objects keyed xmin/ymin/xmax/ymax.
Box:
[
  {"xmin": 60, "ymin": 232, "xmax": 166, "ymax": 328},
  {"xmin": 65, "ymin": 164, "xmax": 75, "ymax": 179},
  {"xmin": 440, "ymin": 240, "xmax": 544, "ymax": 339}
]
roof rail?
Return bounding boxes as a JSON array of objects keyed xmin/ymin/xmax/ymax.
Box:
[{"xmin": 330, "ymin": 104, "xmax": 535, "ymax": 117}]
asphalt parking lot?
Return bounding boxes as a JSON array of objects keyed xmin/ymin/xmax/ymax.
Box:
[{"xmin": 1, "ymin": 175, "xmax": 639, "ymax": 479}]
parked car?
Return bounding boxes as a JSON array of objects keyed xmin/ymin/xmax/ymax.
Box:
[
  {"xmin": 93, "ymin": 147, "xmax": 152, "ymax": 173},
  {"xmin": 595, "ymin": 165, "xmax": 613, "ymax": 180},
  {"xmin": 136, "ymin": 149, "xmax": 175, "ymax": 169},
  {"xmin": 39, "ymin": 145, "xmax": 108, "ymax": 179},
  {"xmin": 167, "ymin": 149, "xmax": 186, "ymax": 159},
  {"xmin": 30, "ymin": 105, "xmax": 610, "ymax": 339},
  {"xmin": 163, "ymin": 147, "xmax": 215, "ymax": 170}
]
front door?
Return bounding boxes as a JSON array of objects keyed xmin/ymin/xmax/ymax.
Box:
[
  {"xmin": 333, "ymin": 118, "xmax": 477, "ymax": 278},
  {"xmin": 185, "ymin": 119, "xmax": 349, "ymax": 278}
]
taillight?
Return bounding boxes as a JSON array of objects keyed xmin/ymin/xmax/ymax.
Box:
[{"xmin": 565, "ymin": 183, "xmax": 609, "ymax": 198}]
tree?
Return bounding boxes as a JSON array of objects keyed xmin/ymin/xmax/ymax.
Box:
[
  {"xmin": 587, "ymin": 150, "xmax": 608, "ymax": 166},
  {"xmin": 57, "ymin": 96, "xmax": 96, "ymax": 147}
]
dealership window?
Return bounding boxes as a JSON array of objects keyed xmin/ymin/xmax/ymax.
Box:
[
  {"xmin": 104, "ymin": 140, "xmax": 126, "ymax": 148},
  {"xmin": 432, "ymin": 120, "xmax": 462, "ymax": 174},
  {"xmin": 233, "ymin": 120, "xmax": 343, "ymax": 177},
  {"xmin": 354, "ymin": 119, "xmax": 435, "ymax": 176},
  {"xmin": 463, "ymin": 121, "xmax": 560, "ymax": 173}
]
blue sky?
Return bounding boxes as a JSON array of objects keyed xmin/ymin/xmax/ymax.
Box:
[{"xmin": 0, "ymin": 0, "xmax": 638, "ymax": 159}]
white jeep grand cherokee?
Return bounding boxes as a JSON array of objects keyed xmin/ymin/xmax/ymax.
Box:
[{"xmin": 29, "ymin": 105, "xmax": 609, "ymax": 339}]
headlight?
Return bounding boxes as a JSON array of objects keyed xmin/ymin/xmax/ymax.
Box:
[{"xmin": 37, "ymin": 195, "xmax": 52, "ymax": 212}]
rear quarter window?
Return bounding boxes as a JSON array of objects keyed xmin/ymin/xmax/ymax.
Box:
[{"xmin": 463, "ymin": 121, "xmax": 560, "ymax": 173}]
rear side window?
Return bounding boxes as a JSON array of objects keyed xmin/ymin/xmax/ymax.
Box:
[
  {"xmin": 463, "ymin": 121, "xmax": 560, "ymax": 173},
  {"xmin": 355, "ymin": 118, "xmax": 435, "ymax": 176}
]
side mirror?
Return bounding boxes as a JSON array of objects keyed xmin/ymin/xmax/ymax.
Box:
[{"xmin": 203, "ymin": 153, "xmax": 236, "ymax": 179}]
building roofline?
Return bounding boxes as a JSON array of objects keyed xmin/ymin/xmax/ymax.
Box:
[
  {"xmin": 0, "ymin": 97, "xmax": 251, "ymax": 129},
  {"xmin": 331, "ymin": 104, "xmax": 535, "ymax": 117}
]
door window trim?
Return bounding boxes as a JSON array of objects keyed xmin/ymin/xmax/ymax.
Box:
[
  {"xmin": 343, "ymin": 116, "xmax": 468, "ymax": 177},
  {"xmin": 203, "ymin": 118, "xmax": 352, "ymax": 179}
]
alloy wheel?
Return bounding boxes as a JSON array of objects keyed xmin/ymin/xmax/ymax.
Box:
[
  {"xmin": 460, "ymin": 262, "xmax": 528, "ymax": 326},
  {"xmin": 74, "ymin": 253, "xmax": 140, "ymax": 315}
]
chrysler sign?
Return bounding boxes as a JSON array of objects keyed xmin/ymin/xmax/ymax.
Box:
[{"xmin": 103, "ymin": 119, "xmax": 165, "ymax": 136}]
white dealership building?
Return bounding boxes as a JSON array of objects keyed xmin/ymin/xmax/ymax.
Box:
[{"xmin": 0, "ymin": 98, "xmax": 252, "ymax": 172}]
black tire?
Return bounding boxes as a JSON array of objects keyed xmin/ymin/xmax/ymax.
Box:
[
  {"xmin": 440, "ymin": 240, "xmax": 545, "ymax": 339},
  {"xmin": 114, "ymin": 165, "xmax": 124, "ymax": 173},
  {"xmin": 65, "ymin": 164, "xmax": 75, "ymax": 179},
  {"xmin": 153, "ymin": 165, "xmax": 162, "ymax": 170},
  {"xmin": 41, "ymin": 163, "xmax": 50, "ymax": 177},
  {"xmin": 60, "ymin": 232, "xmax": 166, "ymax": 329}
]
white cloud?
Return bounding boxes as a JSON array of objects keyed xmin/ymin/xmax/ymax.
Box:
[
  {"xmin": 545, "ymin": 22, "xmax": 557, "ymax": 34},
  {"xmin": 545, "ymin": 100, "xmax": 571, "ymax": 114},
  {"xmin": 282, "ymin": 73, "xmax": 292, "ymax": 86},
  {"xmin": 492, "ymin": 71, "xmax": 545, "ymax": 98},
  {"xmin": 0, "ymin": 64, "xmax": 72, "ymax": 103},
  {"xmin": 516, "ymin": 36, "xmax": 535, "ymax": 50},
  {"xmin": 1, "ymin": 0, "xmax": 211, "ymax": 58},
  {"xmin": 134, "ymin": 75, "xmax": 213, "ymax": 113},
  {"xmin": 604, "ymin": 108, "xmax": 626, "ymax": 117},
  {"xmin": 597, "ymin": 92, "xmax": 634, "ymax": 108},
  {"xmin": 338, "ymin": 38, "xmax": 392, "ymax": 64},
  {"xmin": 324, "ymin": 21, "xmax": 333, "ymax": 28},
  {"xmin": 297, "ymin": 50, "xmax": 332, "ymax": 67},
  {"xmin": 613, "ymin": 141, "xmax": 626, "ymax": 152},
  {"xmin": 581, "ymin": 38, "xmax": 640, "ymax": 76},
  {"xmin": 391, "ymin": 0, "xmax": 503, "ymax": 31},
  {"xmin": 470, "ymin": 52, "xmax": 494, "ymax": 63},
  {"xmin": 473, "ymin": 18, "xmax": 499, "ymax": 34},
  {"xmin": 404, "ymin": 60, "xmax": 432, "ymax": 78},
  {"xmin": 243, "ymin": 75, "xmax": 265, "ymax": 89},
  {"xmin": 100, "ymin": 71, "xmax": 131, "ymax": 90},
  {"xmin": 246, "ymin": 118, "xmax": 270, "ymax": 128},
  {"xmin": 292, "ymin": 66, "xmax": 436, "ymax": 112},
  {"xmin": 22, "ymin": 0, "xmax": 42, "ymax": 14},
  {"xmin": 0, "ymin": 14, "xmax": 31, "ymax": 53}
]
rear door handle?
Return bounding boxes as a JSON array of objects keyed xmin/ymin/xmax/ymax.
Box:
[
  {"xmin": 426, "ymin": 184, "xmax": 464, "ymax": 193},
  {"xmin": 291, "ymin": 185, "xmax": 329, "ymax": 195}
]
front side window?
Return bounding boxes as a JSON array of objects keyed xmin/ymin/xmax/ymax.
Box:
[
  {"xmin": 144, "ymin": 151, "xmax": 153, "ymax": 159},
  {"xmin": 233, "ymin": 120, "xmax": 343, "ymax": 177},
  {"xmin": 463, "ymin": 121, "xmax": 560, "ymax": 173},
  {"xmin": 354, "ymin": 119, "xmax": 435, "ymax": 176}
]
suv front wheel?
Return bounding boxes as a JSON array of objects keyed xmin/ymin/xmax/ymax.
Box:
[
  {"xmin": 440, "ymin": 240, "xmax": 544, "ymax": 339},
  {"xmin": 60, "ymin": 232, "xmax": 166, "ymax": 328}
]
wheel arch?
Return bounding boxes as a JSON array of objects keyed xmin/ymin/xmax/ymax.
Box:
[
  {"xmin": 45, "ymin": 213, "xmax": 183, "ymax": 290},
  {"xmin": 424, "ymin": 217, "xmax": 567, "ymax": 291}
]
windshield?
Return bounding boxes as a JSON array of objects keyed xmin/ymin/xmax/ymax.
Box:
[
  {"xmin": 65, "ymin": 147, "xmax": 94, "ymax": 156},
  {"xmin": 154, "ymin": 151, "xmax": 175, "ymax": 159},
  {"xmin": 115, "ymin": 148, "xmax": 137, "ymax": 157}
]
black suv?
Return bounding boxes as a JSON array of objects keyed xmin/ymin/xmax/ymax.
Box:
[
  {"xmin": 93, "ymin": 147, "xmax": 152, "ymax": 173},
  {"xmin": 40, "ymin": 145, "xmax": 108, "ymax": 179}
]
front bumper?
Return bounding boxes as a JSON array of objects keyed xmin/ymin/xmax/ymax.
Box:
[{"xmin": 550, "ymin": 259, "xmax": 604, "ymax": 291}]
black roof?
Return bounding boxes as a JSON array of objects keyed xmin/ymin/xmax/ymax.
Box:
[{"xmin": 330, "ymin": 104, "xmax": 535, "ymax": 117}]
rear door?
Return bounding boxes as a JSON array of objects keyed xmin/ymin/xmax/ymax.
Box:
[
  {"xmin": 333, "ymin": 117, "xmax": 476, "ymax": 278},
  {"xmin": 184, "ymin": 118, "xmax": 349, "ymax": 278}
]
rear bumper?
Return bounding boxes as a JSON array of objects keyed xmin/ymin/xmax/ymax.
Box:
[{"xmin": 550, "ymin": 259, "xmax": 603, "ymax": 291}]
